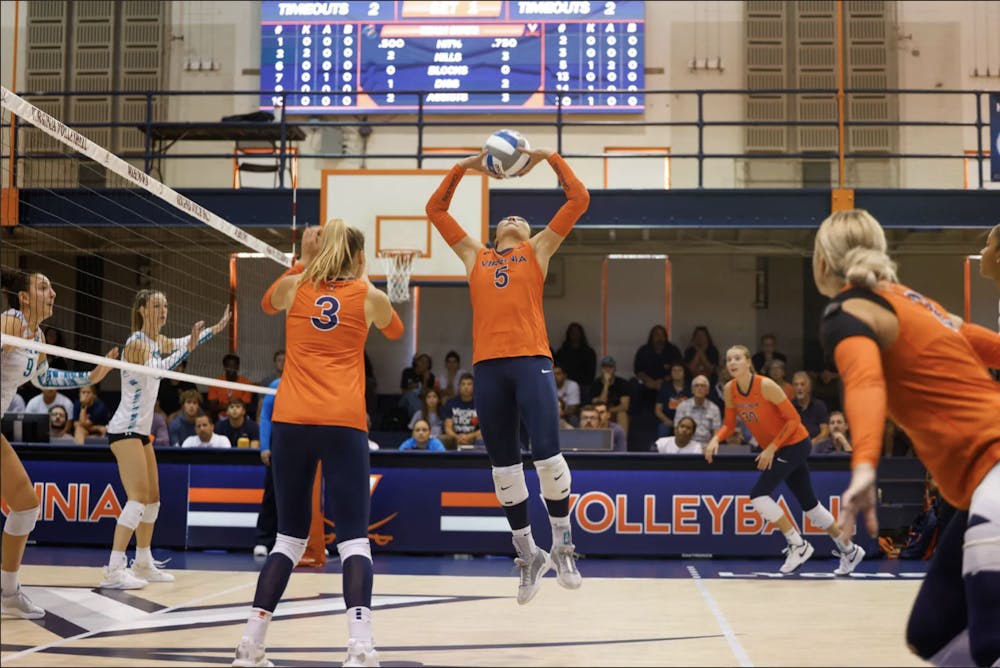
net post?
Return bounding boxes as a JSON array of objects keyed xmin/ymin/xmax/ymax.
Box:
[
  {"xmin": 964, "ymin": 256, "xmax": 972, "ymax": 323},
  {"xmin": 664, "ymin": 258, "xmax": 672, "ymax": 341},
  {"xmin": 601, "ymin": 256, "xmax": 609, "ymax": 357}
]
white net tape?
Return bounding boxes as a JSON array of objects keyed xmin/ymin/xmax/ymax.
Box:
[{"xmin": 380, "ymin": 250, "xmax": 421, "ymax": 303}]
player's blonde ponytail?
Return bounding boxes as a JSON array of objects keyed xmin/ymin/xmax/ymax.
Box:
[
  {"xmin": 815, "ymin": 209, "xmax": 897, "ymax": 290},
  {"xmin": 302, "ymin": 218, "xmax": 366, "ymax": 287}
]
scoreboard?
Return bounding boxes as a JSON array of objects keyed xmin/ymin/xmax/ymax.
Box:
[{"xmin": 260, "ymin": 1, "xmax": 645, "ymax": 114}]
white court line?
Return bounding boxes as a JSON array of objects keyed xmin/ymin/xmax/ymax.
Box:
[
  {"xmin": 3, "ymin": 580, "xmax": 256, "ymax": 664},
  {"xmin": 687, "ymin": 565, "xmax": 754, "ymax": 667}
]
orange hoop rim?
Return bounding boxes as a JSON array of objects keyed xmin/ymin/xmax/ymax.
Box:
[{"xmin": 377, "ymin": 248, "xmax": 423, "ymax": 259}]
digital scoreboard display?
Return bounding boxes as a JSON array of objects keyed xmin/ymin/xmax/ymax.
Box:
[{"xmin": 260, "ymin": 1, "xmax": 645, "ymax": 114}]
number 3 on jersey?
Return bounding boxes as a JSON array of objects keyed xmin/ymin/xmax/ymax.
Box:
[
  {"xmin": 494, "ymin": 265, "xmax": 509, "ymax": 288},
  {"xmin": 311, "ymin": 295, "xmax": 341, "ymax": 331}
]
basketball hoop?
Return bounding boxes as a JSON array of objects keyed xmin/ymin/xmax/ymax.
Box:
[{"xmin": 378, "ymin": 249, "xmax": 421, "ymax": 303}]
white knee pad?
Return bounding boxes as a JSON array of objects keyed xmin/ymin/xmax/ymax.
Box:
[
  {"xmin": 751, "ymin": 495, "xmax": 785, "ymax": 523},
  {"xmin": 272, "ymin": 533, "xmax": 308, "ymax": 565},
  {"xmin": 117, "ymin": 499, "xmax": 145, "ymax": 530},
  {"xmin": 337, "ymin": 537, "xmax": 372, "ymax": 563},
  {"xmin": 492, "ymin": 463, "xmax": 529, "ymax": 507},
  {"xmin": 805, "ymin": 503, "xmax": 835, "ymax": 530},
  {"xmin": 2, "ymin": 506, "xmax": 39, "ymax": 536},
  {"xmin": 534, "ymin": 453, "xmax": 571, "ymax": 500},
  {"xmin": 142, "ymin": 502, "xmax": 160, "ymax": 524},
  {"xmin": 964, "ymin": 464, "xmax": 1000, "ymax": 576}
]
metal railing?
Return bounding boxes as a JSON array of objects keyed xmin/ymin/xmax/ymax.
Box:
[{"xmin": 3, "ymin": 87, "xmax": 994, "ymax": 190}]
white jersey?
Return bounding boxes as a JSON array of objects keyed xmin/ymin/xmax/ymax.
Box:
[
  {"xmin": 107, "ymin": 332, "xmax": 182, "ymax": 435},
  {"xmin": 1, "ymin": 309, "xmax": 43, "ymax": 417}
]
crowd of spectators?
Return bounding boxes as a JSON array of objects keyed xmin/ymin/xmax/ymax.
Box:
[{"xmin": 6, "ymin": 324, "xmax": 936, "ymax": 458}]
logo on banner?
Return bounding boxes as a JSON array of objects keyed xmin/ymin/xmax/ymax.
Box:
[
  {"xmin": 323, "ymin": 474, "xmax": 398, "ymax": 547},
  {"xmin": 1, "ymin": 482, "xmax": 122, "ymax": 522}
]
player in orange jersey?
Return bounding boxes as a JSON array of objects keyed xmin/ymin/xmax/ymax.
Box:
[
  {"xmin": 426, "ymin": 146, "xmax": 589, "ymax": 604},
  {"xmin": 232, "ymin": 222, "xmax": 403, "ymax": 668},
  {"xmin": 704, "ymin": 345, "xmax": 863, "ymax": 575},
  {"xmin": 814, "ymin": 209, "xmax": 1000, "ymax": 667}
]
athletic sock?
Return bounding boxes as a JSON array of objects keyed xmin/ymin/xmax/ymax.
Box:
[
  {"xmin": 512, "ymin": 526, "xmax": 538, "ymax": 559},
  {"xmin": 244, "ymin": 607, "xmax": 272, "ymax": 646},
  {"xmin": 0, "ymin": 570, "xmax": 18, "ymax": 597},
  {"xmin": 783, "ymin": 529, "xmax": 804, "ymax": 547}
]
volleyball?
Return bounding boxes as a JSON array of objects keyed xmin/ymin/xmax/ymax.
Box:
[{"xmin": 483, "ymin": 129, "xmax": 531, "ymax": 178}]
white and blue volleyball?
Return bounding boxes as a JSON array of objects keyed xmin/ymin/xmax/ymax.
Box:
[{"xmin": 483, "ymin": 129, "xmax": 531, "ymax": 178}]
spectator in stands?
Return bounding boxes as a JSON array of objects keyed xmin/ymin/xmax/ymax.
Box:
[
  {"xmin": 683, "ymin": 325, "xmax": 720, "ymax": 384},
  {"xmin": 674, "ymin": 375, "xmax": 721, "ymax": 447},
  {"xmin": 72, "ymin": 384, "xmax": 110, "ymax": 444},
  {"xmin": 554, "ymin": 365, "xmax": 581, "ymax": 426},
  {"xmin": 42, "ymin": 326, "xmax": 68, "ymax": 370},
  {"xmin": 792, "ymin": 371, "xmax": 829, "ymax": 449},
  {"xmin": 25, "ymin": 388, "xmax": 74, "ymax": 425},
  {"xmin": 654, "ymin": 362, "xmax": 690, "ymax": 437},
  {"xmin": 764, "ymin": 358, "xmax": 795, "ymax": 400},
  {"xmin": 884, "ymin": 418, "xmax": 915, "ymax": 457},
  {"xmin": 556, "ymin": 399, "xmax": 575, "ymax": 429},
  {"xmin": 579, "ymin": 404, "xmax": 600, "ymax": 430},
  {"xmin": 48, "ymin": 405, "xmax": 76, "ymax": 445},
  {"xmin": 632, "ymin": 325, "xmax": 683, "ymax": 414},
  {"xmin": 399, "ymin": 418, "xmax": 446, "ymax": 451},
  {"xmin": 169, "ymin": 389, "xmax": 203, "ymax": 446},
  {"xmin": 408, "ymin": 387, "xmax": 444, "ymax": 436},
  {"xmin": 811, "ymin": 364, "xmax": 843, "ymax": 414},
  {"xmin": 751, "ymin": 334, "xmax": 788, "ymax": 375},
  {"xmin": 156, "ymin": 359, "xmax": 196, "ymax": 421},
  {"xmin": 554, "ymin": 322, "xmax": 597, "ymax": 390},
  {"xmin": 150, "ymin": 410, "xmax": 169, "ymax": 447},
  {"xmin": 399, "ymin": 352, "xmax": 437, "ymax": 418},
  {"xmin": 654, "ymin": 416, "xmax": 702, "ymax": 455},
  {"xmin": 436, "ymin": 350, "xmax": 469, "ymax": 402},
  {"xmin": 813, "ymin": 410, "xmax": 851, "ymax": 455},
  {"xmin": 443, "ymin": 373, "xmax": 481, "ymax": 449},
  {"xmin": 592, "ymin": 399, "xmax": 627, "ymax": 452},
  {"xmin": 207, "ymin": 353, "xmax": 255, "ymax": 420},
  {"xmin": 260, "ymin": 349, "xmax": 285, "ymax": 388},
  {"xmin": 634, "ymin": 325, "xmax": 682, "ymax": 391},
  {"xmin": 181, "ymin": 414, "xmax": 232, "ymax": 449},
  {"xmin": 7, "ymin": 392, "xmax": 25, "ymax": 414},
  {"xmin": 215, "ymin": 397, "xmax": 260, "ymax": 449},
  {"xmin": 590, "ymin": 355, "xmax": 631, "ymax": 435}
]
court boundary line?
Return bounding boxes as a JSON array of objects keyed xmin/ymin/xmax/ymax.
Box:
[
  {"xmin": 687, "ymin": 564, "xmax": 754, "ymax": 667},
  {"xmin": 2, "ymin": 579, "xmax": 256, "ymax": 664}
]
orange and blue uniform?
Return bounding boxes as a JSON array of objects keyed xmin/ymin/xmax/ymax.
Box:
[
  {"xmin": 716, "ymin": 373, "xmax": 822, "ymax": 513},
  {"xmin": 821, "ymin": 283, "xmax": 1000, "ymax": 665},
  {"xmin": 426, "ymin": 154, "xmax": 589, "ymax": 465},
  {"xmin": 273, "ymin": 277, "xmax": 370, "ymax": 432}
]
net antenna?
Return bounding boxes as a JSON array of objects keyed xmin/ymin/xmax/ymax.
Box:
[{"xmin": 378, "ymin": 249, "xmax": 422, "ymax": 303}]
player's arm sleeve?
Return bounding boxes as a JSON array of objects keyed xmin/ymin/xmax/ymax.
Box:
[
  {"xmin": 959, "ymin": 320, "xmax": 1000, "ymax": 367},
  {"xmin": 262, "ymin": 263, "xmax": 306, "ymax": 314},
  {"xmin": 379, "ymin": 308, "xmax": 404, "ymax": 340},
  {"xmin": 714, "ymin": 405, "xmax": 736, "ymax": 442},
  {"xmin": 770, "ymin": 399, "xmax": 803, "ymax": 446},
  {"xmin": 259, "ymin": 393, "xmax": 275, "ymax": 452},
  {"xmin": 31, "ymin": 359, "xmax": 94, "ymax": 389},
  {"xmin": 822, "ymin": 305, "xmax": 887, "ymax": 470},
  {"xmin": 425, "ymin": 165, "xmax": 470, "ymax": 246},
  {"xmin": 546, "ymin": 154, "xmax": 590, "ymax": 237}
]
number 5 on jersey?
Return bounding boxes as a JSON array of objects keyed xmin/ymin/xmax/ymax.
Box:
[
  {"xmin": 494, "ymin": 265, "xmax": 509, "ymax": 288},
  {"xmin": 311, "ymin": 295, "xmax": 341, "ymax": 331}
]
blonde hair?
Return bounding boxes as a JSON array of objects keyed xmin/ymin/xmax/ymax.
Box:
[
  {"xmin": 726, "ymin": 345, "xmax": 756, "ymax": 374},
  {"xmin": 814, "ymin": 209, "xmax": 897, "ymax": 290},
  {"xmin": 989, "ymin": 224, "xmax": 1000, "ymax": 248},
  {"xmin": 300, "ymin": 218, "xmax": 366, "ymax": 287},
  {"xmin": 131, "ymin": 289, "xmax": 165, "ymax": 332}
]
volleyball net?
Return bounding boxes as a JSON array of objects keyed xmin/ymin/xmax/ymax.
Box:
[{"xmin": 1, "ymin": 86, "xmax": 292, "ymax": 415}]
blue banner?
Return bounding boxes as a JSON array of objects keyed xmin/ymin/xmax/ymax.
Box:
[
  {"xmin": 991, "ymin": 93, "xmax": 1000, "ymax": 181},
  {"xmin": 4, "ymin": 456, "xmax": 874, "ymax": 557}
]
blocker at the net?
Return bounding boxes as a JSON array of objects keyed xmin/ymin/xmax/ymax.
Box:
[{"xmin": 379, "ymin": 249, "xmax": 422, "ymax": 303}]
